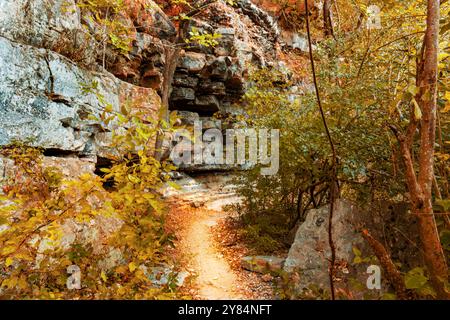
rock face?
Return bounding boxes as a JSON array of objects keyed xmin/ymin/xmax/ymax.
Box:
[
  {"xmin": 283, "ymin": 199, "xmax": 367, "ymax": 294},
  {"xmin": 161, "ymin": 0, "xmax": 290, "ymax": 171},
  {"xmin": 0, "ymin": 0, "xmax": 176, "ymax": 92},
  {"xmin": 0, "ymin": 0, "xmax": 99, "ymax": 65},
  {"xmin": 169, "ymin": 0, "xmax": 281, "ymax": 117},
  {"xmin": 0, "ymin": 36, "xmax": 161, "ymax": 159},
  {"xmin": 0, "ymin": 0, "xmax": 304, "ymax": 173},
  {"xmin": 0, "ymin": 0, "xmax": 162, "ymax": 160}
]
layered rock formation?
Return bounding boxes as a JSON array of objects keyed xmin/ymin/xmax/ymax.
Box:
[
  {"xmin": 169, "ymin": 0, "xmax": 282, "ymax": 117},
  {"xmin": 0, "ymin": 0, "xmax": 163, "ymax": 166},
  {"xmin": 0, "ymin": 0, "xmax": 299, "ymax": 173}
]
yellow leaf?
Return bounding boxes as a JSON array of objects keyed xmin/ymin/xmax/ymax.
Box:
[
  {"xmin": 438, "ymin": 52, "xmax": 449, "ymax": 61},
  {"xmin": 128, "ymin": 262, "xmax": 137, "ymax": 273},
  {"xmin": 445, "ymin": 91, "xmax": 450, "ymax": 100},
  {"xmin": 101, "ymin": 271, "xmax": 108, "ymax": 282},
  {"xmin": 5, "ymin": 257, "xmax": 13, "ymax": 267},
  {"xmin": 412, "ymin": 98, "xmax": 422, "ymax": 120},
  {"xmin": 443, "ymin": 103, "xmax": 450, "ymax": 113},
  {"xmin": 117, "ymin": 286, "xmax": 126, "ymax": 295},
  {"xmin": 443, "ymin": 92, "xmax": 450, "ymax": 113},
  {"xmin": 18, "ymin": 276, "xmax": 28, "ymax": 290}
]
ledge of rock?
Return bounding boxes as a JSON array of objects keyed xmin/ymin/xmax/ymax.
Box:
[{"xmin": 0, "ymin": 36, "xmax": 161, "ymax": 159}]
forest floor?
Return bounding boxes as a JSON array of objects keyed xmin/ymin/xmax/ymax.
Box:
[{"xmin": 165, "ymin": 175, "xmax": 274, "ymax": 300}]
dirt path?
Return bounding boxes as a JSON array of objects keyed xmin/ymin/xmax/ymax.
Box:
[
  {"xmin": 165, "ymin": 174, "xmax": 273, "ymax": 300},
  {"xmin": 183, "ymin": 207, "xmax": 245, "ymax": 299},
  {"xmin": 169, "ymin": 202, "xmax": 273, "ymax": 300}
]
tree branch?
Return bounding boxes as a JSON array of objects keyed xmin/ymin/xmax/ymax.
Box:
[{"xmin": 362, "ymin": 229, "xmax": 416, "ymax": 300}]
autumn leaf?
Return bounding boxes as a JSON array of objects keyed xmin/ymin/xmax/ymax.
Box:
[
  {"xmin": 412, "ymin": 98, "xmax": 422, "ymax": 120},
  {"xmin": 101, "ymin": 271, "xmax": 108, "ymax": 282},
  {"xmin": 128, "ymin": 262, "xmax": 137, "ymax": 273}
]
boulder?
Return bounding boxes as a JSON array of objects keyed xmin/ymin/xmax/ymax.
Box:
[{"xmin": 283, "ymin": 199, "xmax": 367, "ymax": 294}]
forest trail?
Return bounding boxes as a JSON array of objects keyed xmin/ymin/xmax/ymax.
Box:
[
  {"xmin": 180, "ymin": 205, "xmax": 245, "ymax": 299},
  {"xmin": 165, "ymin": 174, "xmax": 273, "ymax": 300}
]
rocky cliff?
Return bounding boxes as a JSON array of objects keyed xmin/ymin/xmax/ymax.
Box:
[{"xmin": 0, "ymin": 0, "xmax": 312, "ymax": 174}]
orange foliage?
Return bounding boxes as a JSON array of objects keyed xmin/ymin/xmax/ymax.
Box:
[{"xmin": 252, "ymin": 0, "xmax": 316, "ymax": 15}]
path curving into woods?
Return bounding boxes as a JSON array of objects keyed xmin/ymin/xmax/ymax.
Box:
[{"xmin": 165, "ymin": 174, "xmax": 274, "ymax": 300}]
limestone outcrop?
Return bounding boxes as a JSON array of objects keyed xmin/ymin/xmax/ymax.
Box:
[
  {"xmin": 283, "ymin": 199, "xmax": 368, "ymax": 296},
  {"xmin": 0, "ymin": 0, "xmax": 163, "ymax": 163},
  {"xmin": 0, "ymin": 36, "xmax": 160, "ymax": 160}
]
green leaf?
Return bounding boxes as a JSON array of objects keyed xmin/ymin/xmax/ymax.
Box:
[
  {"xmin": 407, "ymin": 85, "xmax": 419, "ymax": 96},
  {"xmin": 127, "ymin": 174, "xmax": 140, "ymax": 184},
  {"xmin": 352, "ymin": 246, "xmax": 362, "ymax": 256},
  {"xmin": 105, "ymin": 104, "xmax": 113, "ymax": 113},
  {"xmin": 382, "ymin": 292, "xmax": 397, "ymax": 300},
  {"xmin": 404, "ymin": 267, "xmax": 428, "ymax": 289},
  {"xmin": 353, "ymin": 256, "xmax": 363, "ymax": 264},
  {"xmin": 128, "ymin": 262, "xmax": 137, "ymax": 273},
  {"xmin": 101, "ymin": 270, "xmax": 108, "ymax": 282},
  {"xmin": 440, "ymin": 230, "xmax": 450, "ymax": 251},
  {"xmin": 435, "ymin": 199, "xmax": 450, "ymax": 212}
]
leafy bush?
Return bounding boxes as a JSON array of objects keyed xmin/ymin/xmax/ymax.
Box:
[
  {"xmin": 0, "ymin": 86, "xmax": 180, "ymax": 299},
  {"xmin": 231, "ymin": 36, "xmax": 407, "ymax": 252}
]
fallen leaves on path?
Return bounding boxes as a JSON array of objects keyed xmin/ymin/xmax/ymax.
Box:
[{"xmin": 166, "ymin": 199, "xmax": 275, "ymax": 300}]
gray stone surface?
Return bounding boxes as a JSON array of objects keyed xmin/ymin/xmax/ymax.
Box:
[
  {"xmin": 0, "ymin": 36, "xmax": 161, "ymax": 157},
  {"xmin": 177, "ymin": 111, "xmax": 200, "ymax": 126},
  {"xmin": 194, "ymin": 95, "xmax": 221, "ymax": 113},
  {"xmin": 283, "ymin": 199, "xmax": 366, "ymax": 293},
  {"xmin": 173, "ymin": 74, "xmax": 199, "ymax": 88},
  {"xmin": 178, "ymin": 52, "xmax": 207, "ymax": 73},
  {"xmin": 0, "ymin": 0, "xmax": 98, "ymax": 65},
  {"xmin": 171, "ymin": 87, "xmax": 196, "ymax": 102}
]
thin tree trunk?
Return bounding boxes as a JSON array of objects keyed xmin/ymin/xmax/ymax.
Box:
[
  {"xmin": 305, "ymin": 0, "xmax": 339, "ymax": 300},
  {"xmin": 323, "ymin": 0, "xmax": 334, "ymax": 37},
  {"xmin": 154, "ymin": 46, "xmax": 181, "ymax": 161},
  {"xmin": 391, "ymin": 0, "xmax": 449, "ymax": 299},
  {"xmin": 362, "ymin": 229, "xmax": 416, "ymax": 300}
]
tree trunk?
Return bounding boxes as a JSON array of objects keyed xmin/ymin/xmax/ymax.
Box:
[
  {"xmin": 415, "ymin": 0, "xmax": 448, "ymax": 300},
  {"xmin": 362, "ymin": 229, "xmax": 416, "ymax": 300},
  {"xmin": 392, "ymin": 0, "xmax": 449, "ymax": 299},
  {"xmin": 153, "ymin": 46, "xmax": 181, "ymax": 161},
  {"xmin": 323, "ymin": 0, "xmax": 334, "ymax": 37}
]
